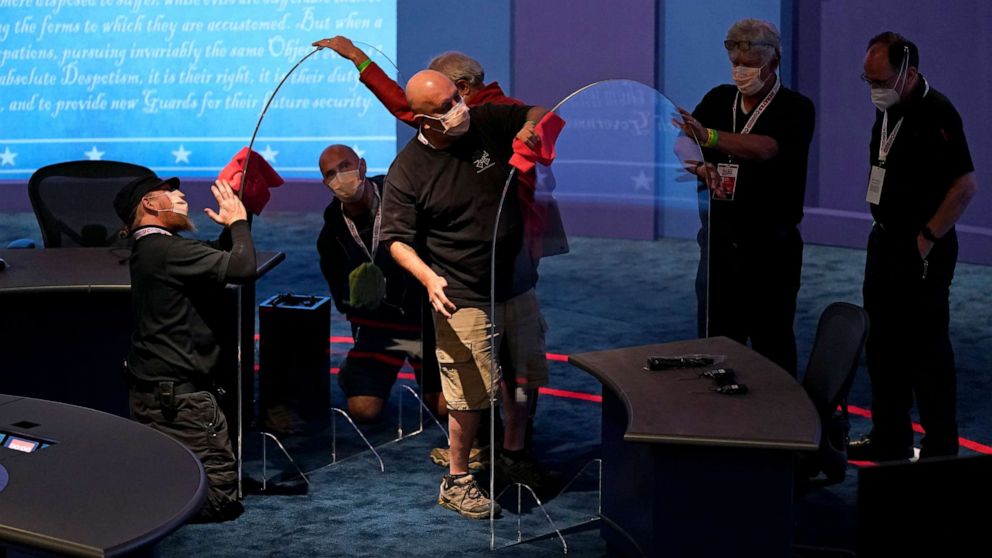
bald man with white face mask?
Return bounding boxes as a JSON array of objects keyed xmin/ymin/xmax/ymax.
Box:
[
  {"xmin": 380, "ymin": 70, "xmax": 549, "ymax": 520},
  {"xmin": 314, "ymin": 144, "xmax": 444, "ymax": 426}
]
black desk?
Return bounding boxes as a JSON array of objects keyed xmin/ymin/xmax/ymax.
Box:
[
  {"xmin": 569, "ymin": 337, "xmax": 820, "ymax": 558},
  {"xmin": 0, "ymin": 247, "xmax": 284, "ymax": 440},
  {"xmin": 0, "ymin": 393, "xmax": 206, "ymax": 557}
]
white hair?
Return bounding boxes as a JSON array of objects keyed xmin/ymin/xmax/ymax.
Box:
[
  {"xmin": 428, "ymin": 51, "xmax": 485, "ymax": 86},
  {"xmin": 726, "ymin": 18, "xmax": 781, "ymax": 64}
]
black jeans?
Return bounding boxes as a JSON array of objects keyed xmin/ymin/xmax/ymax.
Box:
[
  {"xmin": 698, "ymin": 225, "xmax": 803, "ymax": 375},
  {"xmin": 130, "ymin": 388, "xmax": 241, "ymax": 520},
  {"xmin": 863, "ymin": 224, "xmax": 958, "ymax": 458}
]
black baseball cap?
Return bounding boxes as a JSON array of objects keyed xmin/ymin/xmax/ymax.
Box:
[{"xmin": 114, "ymin": 175, "xmax": 181, "ymax": 224}]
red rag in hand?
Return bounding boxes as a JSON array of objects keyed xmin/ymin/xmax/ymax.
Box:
[
  {"xmin": 218, "ymin": 147, "xmax": 284, "ymax": 215},
  {"xmin": 509, "ymin": 112, "xmax": 566, "ymax": 174}
]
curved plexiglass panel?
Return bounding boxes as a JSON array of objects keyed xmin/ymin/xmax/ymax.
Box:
[
  {"xmin": 485, "ymin": 79, "xmax": 710, "ymax": 542},
  {"xmin": 248, "ymin": 46, "xmax": 440, "ymax": 478}
]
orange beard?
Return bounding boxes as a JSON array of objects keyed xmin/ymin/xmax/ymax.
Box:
[{"xmin": 161, "ymin": 210, "xmax": 196, "ymax": 233}]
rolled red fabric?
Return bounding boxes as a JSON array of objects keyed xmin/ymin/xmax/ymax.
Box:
[{"xmin": 218, "ymin": 147, "xmax": 284, "ymax": 215}]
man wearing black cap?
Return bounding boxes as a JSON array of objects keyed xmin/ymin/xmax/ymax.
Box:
[{"xmin": 114, "ymin": 176, "xmax": 255, "ymax": 522}]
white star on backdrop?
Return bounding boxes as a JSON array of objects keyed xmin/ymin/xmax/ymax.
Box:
[
  {"xmin": 351, "ymin": 145, "xmax": 366, "ymax": 158},
  {"xmin": 0, "ymin": 146, "xmax": 17, "ymax": 167},
  {"xmin": 259, "ymin": 144, "xmax": 279, "ymax": 163},
  {"xmin": 172, "ymin": 145, "xmax": 192, "ymax": 164},
  {"xmin": 631, "ymin": 170, "xmax": 653, "ymax": 191},
  {"xmin": 84, "ymin": 146, "xmax": 105, "ymax": 161}
]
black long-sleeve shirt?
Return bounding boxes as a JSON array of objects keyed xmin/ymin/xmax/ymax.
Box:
[
  {"xmin": 126, "ymin": 220, "xmax": 256, "ymax": 383},
  {"xmin": 317, "ymin": 176, "xmax": 422, "ymax": 327}
]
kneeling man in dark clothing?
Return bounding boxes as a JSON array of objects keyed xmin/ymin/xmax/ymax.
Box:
[
  {"xmin": 114, "ymin": 175, "xmax": 255, "ymax": 522},
  {"xmin": 316, "ymin": 144, "xmax": 442, "ymax": 422}
]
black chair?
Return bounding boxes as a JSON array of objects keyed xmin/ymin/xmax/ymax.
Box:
[
  {"xmin": 800, "ymin": 302, "xmax": 870, "ymax": 486},
  {"xmin": 28, "ymin": 160, "xmax": 155, "ymax": 248}
]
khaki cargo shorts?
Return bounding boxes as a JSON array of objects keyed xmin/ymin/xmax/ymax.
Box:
[{"xmin": 433, "ymin": 290, "xmax": 549, "ymax": 411}]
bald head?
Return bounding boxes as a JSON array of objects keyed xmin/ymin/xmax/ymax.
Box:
[
  {"xmin": 318, "ymin": 143, "xmax": 366, "ymax": 197},
  {"xmin": 405, "ymin": 69, "xmax": 459, "ymax": 117},
  {"xmin": 319, "ymin": 144, "xmax": 359, "ymax": 177}
]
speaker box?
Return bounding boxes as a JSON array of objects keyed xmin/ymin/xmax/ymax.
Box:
[
  {"xmin": 857, "ymin": 453, "xmax": 992, "ymax": 557},
  {"xmin": 258, "ymin": 294, "xmax": 331, "ymax": 428}
]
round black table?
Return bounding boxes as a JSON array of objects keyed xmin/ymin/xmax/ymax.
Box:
[{"xmin": 0, "ymin": 394, "xmax": 207, "ymax": 557}]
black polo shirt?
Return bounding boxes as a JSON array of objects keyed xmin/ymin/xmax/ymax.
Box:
[
  {"xmin": 868, "ymin": 77, "xmax": 974, "ymax": 234},
  {"xmin": 380, "ymin": 103, "xmax": 531, "ymax": 306},
  {"xmin": 692, "ymin": 80, "xmax": 815, "ymax": 237},
  {"xmin": 127, "ymin": 221, "xmax": 256, "ymax": 384}
]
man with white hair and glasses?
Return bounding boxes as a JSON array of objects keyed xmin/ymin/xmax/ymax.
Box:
[{"xmin": 675, "ymin": 18, "xmax": 815, "ymax": 376}]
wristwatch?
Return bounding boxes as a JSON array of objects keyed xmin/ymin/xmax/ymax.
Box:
[{"xmin": 921, "ymin": 225, "xmax": 940, "ymax": 242}]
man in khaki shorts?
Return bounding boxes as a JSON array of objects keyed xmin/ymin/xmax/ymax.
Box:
[{"xmin": 381, "ymin": 69, "xmax": 550, "ymax": 519}]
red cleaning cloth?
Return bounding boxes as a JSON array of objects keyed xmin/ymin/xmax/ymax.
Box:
[
  {"xmin": 218, "ymin": 147, "xmax": 284, "ymax": 215},
  {"xmin": 509, "ymin": 112, "xmax": 568, "ymax": 260},
  {"xmin": 509, "ymin": 112, "xmax": 566, "ymax": 174}
]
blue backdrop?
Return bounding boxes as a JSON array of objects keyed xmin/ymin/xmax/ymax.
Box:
[{"xmin": 0, "ymin": 0, "xmax": 397, "ymax": 179}]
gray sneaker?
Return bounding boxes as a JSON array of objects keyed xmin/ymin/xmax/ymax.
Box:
[{"xmin": 437, "ymin": 474, "xmax": 501, "ymax": 519}]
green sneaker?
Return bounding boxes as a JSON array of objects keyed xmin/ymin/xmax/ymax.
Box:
[
  {"xmin": 437, "ymin": 474, "xmax": 501, "ymax": 519},
  {"xmin": 429, "ymin": 446, "xmax": 489, "ymax": 471},
  {"xmin": 494, "ymin": 452, "xmax": 561, "ymax": 491}
]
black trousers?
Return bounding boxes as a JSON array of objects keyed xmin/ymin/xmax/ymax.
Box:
[
  {"xmin": 340, "ymin": 322, "xmax": 441, "ymax": 399},
  {"xmin": 697, "ymin": 225, "xmax": 803, "ymax": 376},
  {"xmin": 130, "ymin": 388, "xmax": 241, "ymax": 520},
  {"xmin": 863, "ymin": 224, "xmax": 958, "ymax": 458}
]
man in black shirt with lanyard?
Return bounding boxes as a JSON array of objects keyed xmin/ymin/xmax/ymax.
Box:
[
  {"xmin": 381, "ymin": 69, "xmax": 549, "ymax": 519},
  {"xmin": 114, "ymin": 176, "xmax": 254, "ymax": 522},
  {"xmin": 316, "ymin": 144, "xmax": 442, "ymax": 423},
  {"xmin": 676, "ymin": 18, "xmax": 815, "ymax": 375},
  {"xmin": 848, "ymin": 32, "xmax": 977, "ymax": 461}
]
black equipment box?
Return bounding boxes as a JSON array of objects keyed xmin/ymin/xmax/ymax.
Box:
[{"xmin": 258, "ymin": 294, "xmax": 331, "ymax": 430}]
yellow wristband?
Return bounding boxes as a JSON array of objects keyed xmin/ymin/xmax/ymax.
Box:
[{"xmin": 703, "ymin": 128, "xmax": 718, "ymax": 148}]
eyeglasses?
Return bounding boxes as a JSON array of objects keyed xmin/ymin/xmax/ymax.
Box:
[
  {"xmin": 724, "ymin": 39, "xmax": 775, "ymax": 52},
  {"xmin": 860, "ymin": 72, "xmax": 897, "ymax": 89}
]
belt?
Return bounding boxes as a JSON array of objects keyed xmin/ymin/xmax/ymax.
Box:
[{"xmin": 127, "ymin": 376, "xmax": 202, "ymax": 395}]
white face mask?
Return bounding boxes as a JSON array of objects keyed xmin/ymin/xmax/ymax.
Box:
[
  {"xmin": 732, "ymin": 64, "xmax": 766, "ymax": 96},
  {"xmin": 146, "ymin": 190, "xmax": 188, "ymax": 216},
  {"xmin": 870, "ymin": 88, "xmax": 901, "ymax": 112},
  {"xmin": 422, "ymin": 99, "xmax": 471, "ymax": 137},
  {"xmin": 869, "ymin": 54, "xmax": 909, "ymax": 112},
  {"xmin": 328, "ymin": 169, "xmax": 364, "ymax": 202}
]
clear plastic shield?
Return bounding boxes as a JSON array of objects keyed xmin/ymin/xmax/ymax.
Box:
[
  {"xmin": 481, "ymin": 79, "xmax": 709, "ymax": 545},
  {"xmin": 246, "ymin": 43, "xmax": 443, "ymax": 482}
]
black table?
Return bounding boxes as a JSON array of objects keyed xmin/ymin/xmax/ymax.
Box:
[
  {"xmin": 0, "ymin": 393, "xmax": 206, "ymax": 557},
  {"xmin": 0, "ymin": 247, "xmax": 284, "ymax": 444},
  {"xmin": 569, "ymin": 337, "xmax": 820, "ymax": 558}
]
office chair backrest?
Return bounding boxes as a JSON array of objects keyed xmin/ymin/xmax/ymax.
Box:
[
  {"xmin": 801, "ymin": 302, "xmax": 870, "ymax": 483},
  {"xmin": 28, "ymin": 160, "xmax": 155, "ymax": 248}
]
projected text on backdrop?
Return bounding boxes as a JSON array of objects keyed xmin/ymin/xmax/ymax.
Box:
[{"xmin": 0, "ymin": 0, "xmax": 397, "ymax": 178}]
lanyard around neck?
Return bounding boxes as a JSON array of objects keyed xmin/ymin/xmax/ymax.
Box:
[
  {"xmin": 340, "ymin": 182, "xmax": 381, "ymax": 263},
  {"xmin": 132, "ymin": 226, "xmax": 173, "ymax": 240},
  {"xmin": 732, "ymin": 77, "xmax": 781, "ymax": 135}
]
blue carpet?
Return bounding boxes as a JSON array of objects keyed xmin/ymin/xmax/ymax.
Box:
[{"xmin": 2, "ymin": 210, "xmax": 990, "ymax": 556}]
